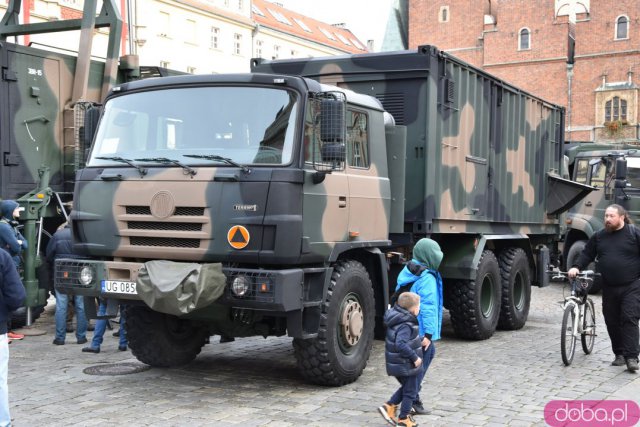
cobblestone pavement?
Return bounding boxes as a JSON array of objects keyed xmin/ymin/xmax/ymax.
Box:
[{"xmin": 7, "ymin": 280, "xmax": 640, "ymax": 426}]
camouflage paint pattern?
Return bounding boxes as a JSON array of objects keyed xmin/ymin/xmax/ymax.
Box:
[{"xmin": 252, "ymin": 46, "xmax": 567, "ymax": 238}]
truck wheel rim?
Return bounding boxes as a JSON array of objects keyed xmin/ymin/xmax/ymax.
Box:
[
  {"xmin": 481, "ymin": 276, "xmax": 495, "ymax": 318},
  {"xmin": 339, "ymin": 293, "xmax": 363, "ymax": 350},
  {"xmin": 514, "ymin": 271, "xmax": 525, "ymax": 310}
]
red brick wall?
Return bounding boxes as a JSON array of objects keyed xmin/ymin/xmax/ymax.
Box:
[{"xmin": 408, "ymin": 0, "xmax": 640, "ymax": 142}]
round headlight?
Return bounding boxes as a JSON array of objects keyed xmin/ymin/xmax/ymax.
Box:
[
  {"xmin": 79, "ymin": 266, "xmax": 94, "ymax": 285},
  {"xmin": 231, "ymin": 276, "xmax": 251, "ymax": 297}
]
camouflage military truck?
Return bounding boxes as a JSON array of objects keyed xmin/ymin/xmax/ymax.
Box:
[
  {"xmin": 0, "ymin": 0, "xmax": 160, "ymax": 326},
  {"xmin": 54, "ymin": 46, "xmax": 590, "ymax": 386},
  {"xmin": 562, "ymin": 143, "xmax": 640, "ymax": 292}
]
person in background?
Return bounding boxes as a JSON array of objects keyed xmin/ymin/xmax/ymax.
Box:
[
  {"xmin": 46, "ymin": 222, "xmax": 87, "ymax": 346},
  {"xmin": 569, "ymin": 204, "xmax": 640, "ymax": 372},
  {"xmin": 0, "ymin": 248, "xmax": 26, "ymax": 426},
  {"xmin": 82, "ymin": 301, "xmax": 127, "ymax": 354},
  {"xmin": 0, "ymin": 200, "xmax": 28, "ymax": 343}
]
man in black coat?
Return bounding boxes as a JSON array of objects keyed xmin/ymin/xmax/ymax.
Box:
[
  {"xmin": 0, "ymin": 248, "xmax": 26, "ymax": 425},
  {"xmin": 569, "ymin": 204, "xmax": 640, "ymax": 372}
]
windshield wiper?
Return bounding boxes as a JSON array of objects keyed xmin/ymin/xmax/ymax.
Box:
[
  {"xmin": 134, "ymin": 157, "xmax": 197, "ymax": 177},
  {"xmin": 183, "ymin": 154, "xmax": 250, "ymax": 174},
  {"xmin": 95, "ymin": 156, "xmax": 147, "ymax": 178}
]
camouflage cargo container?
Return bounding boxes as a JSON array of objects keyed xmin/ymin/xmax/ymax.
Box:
[
  {"xmin": 55, "ymin": 46, "xmax": 590, "ymax": 386},
  {"xmin": 562, "ymin": 143, "xmax": 640, "ymax": 292}
]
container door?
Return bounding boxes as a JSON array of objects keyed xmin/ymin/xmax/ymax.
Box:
[{"xmin": 4, "ymin": 50, "xmax": 61, "ymax": 199}]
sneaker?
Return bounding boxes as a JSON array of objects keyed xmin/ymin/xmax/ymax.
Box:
[
  {"xmin": 626, "ymin": 358, "xmax": 639, "ymax": 372},
  {"xmin": 612, "ymin": 355, "xmax": 626, "ymax": 366},
  {"xmin": 112, "ymin": 330, "xmax": 120, "ymax": 337},
  {"xmin": 397, "ymin": 414, "xmax": 418, "ymax": 427},
  {"xmin": 87, "ymin": 324, "xmax": 95, "ymax": 332},
  {"xmin": 118, "ymin": 345, "xmax": 127, "ymax": 351},
  {"xmin": 377, "ymin": 403, "xmax": 398, "ymax": 426},
  {"xmin": 77, "ymin": 337, "xmax": 88, "ymax": 345},
  {"xmin": 7, "ymin": 332, "xmax": 24, "ymax": 340},
  {"xmin": 411, "ymin": 400, "xmax": 431, "ymax": 415},
  {"xmin": 82, "ymin": 346, "xmax": 100, "ymax": 353},
  {"xmin": 66, "ymin": 325, "xmax": 74, "ymax": 333},
  {"xmin": 52, "ymin": 338, "xmax": 65, "ymax": 345}
]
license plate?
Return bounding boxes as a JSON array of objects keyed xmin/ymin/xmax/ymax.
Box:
[{"xmin": 101, "ymin": 280, "xmax": 137, "ymax": 295}]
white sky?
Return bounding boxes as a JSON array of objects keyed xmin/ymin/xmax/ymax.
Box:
[{"xmin": 278, "ymin": 0, "xmax": 394, "ymax": 51}]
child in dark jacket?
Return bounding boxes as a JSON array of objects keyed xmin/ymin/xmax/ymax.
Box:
[
  {"xmin": 0, "ymin": 200, "xmax": 27, "ymax": 268},
  {"xmin": 378, "ymin": 292, "xmax": 422, "ymax": 427}
]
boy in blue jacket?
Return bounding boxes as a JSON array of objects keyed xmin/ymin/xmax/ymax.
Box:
[
  {"xmin": 395, "ymin": 237, "xmax": 443, "ymax": 416},
  {"xmin": 378, "ymin": 292, "xmax": 422, "ymax": 427}
]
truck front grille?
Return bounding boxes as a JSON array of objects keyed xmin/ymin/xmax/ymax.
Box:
[
  {"xmin": 128, "ymin": 222, "xmax": 202, "ymax": 232},
  {"xmin": 130, "ymin": 237, "xmax": 200, "ymax": 248},
  {"xmin": 125, "ymin": 206, "xmax": 205, "ymax": 216}
]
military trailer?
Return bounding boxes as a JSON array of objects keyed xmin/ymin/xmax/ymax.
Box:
[
  {"xmin": 55, "ymin": 46, "xmax": 589, "ymax": 386},
  {"xmin": 562, "ymin": 143, "xmax": 640, "ymax": 292}
]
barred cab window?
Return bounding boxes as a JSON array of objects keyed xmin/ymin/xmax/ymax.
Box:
[{"xmin": 347, "ymin": 110, "xmax": 369, "ymax": 168}]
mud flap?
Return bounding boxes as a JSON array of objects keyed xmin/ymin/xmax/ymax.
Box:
[{"xmin": 136, "ymin": 261, "xmax": 226, "ymax": 316}]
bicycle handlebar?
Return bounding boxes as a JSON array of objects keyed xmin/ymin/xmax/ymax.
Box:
[{"xmin": 548, "ymin": 270, "xmax": 597, "ymax": 281}]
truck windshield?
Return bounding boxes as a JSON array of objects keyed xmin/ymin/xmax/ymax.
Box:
[{"xmin": 87, "ymin": 86, "xmax": 299, "ymax": 167}]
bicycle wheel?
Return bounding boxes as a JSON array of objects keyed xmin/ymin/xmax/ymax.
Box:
[
  {"xmin": 561, "ymin": 302, "xmax": 577, "ymax": 366},
  {"xmin": 581, "ymin": 299, "xmax": 596, "ymax": 354}
]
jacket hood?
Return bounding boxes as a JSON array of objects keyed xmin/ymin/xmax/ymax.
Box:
[
  {"xmin": 0, "ymin": 200, "xmax": 18, "ymax": 220},
  {"xmin": 412, "ymin": 238, "xmax": 443, "ymax": 270},
  {"xmin": 384, "ymin": 305, "xmax": 417, "ymax": 329}
]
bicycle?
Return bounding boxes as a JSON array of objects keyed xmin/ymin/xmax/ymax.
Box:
[{"xmin": 549, "ymin": 270, "xmax": 598, "ymax": 366}]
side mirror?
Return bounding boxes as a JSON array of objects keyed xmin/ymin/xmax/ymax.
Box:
[
  {"xmin": 614, "ymin": 179, "xmax": 628, "ymax": 188},
  {"xmin": 615, "ymin": 158, "xmax": 627, "ymax": 180},
  {"xmin": 320, "ymin": 99, "xmax": 345, "ymax": 143},
  {"xmin": 320, "ymin": 143, "xmax": 346, "ymax": 163},
  {"xmin": 82, "ymin": 106, "xmax": 102, "ymax": 148}
]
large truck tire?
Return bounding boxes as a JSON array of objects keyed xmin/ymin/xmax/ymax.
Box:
[
  {"xmin": 293, "ymin": 259, "xmax": 375, "ymax": 386},
  {"xmin": 566, "ymin": 240, "xmax": 602, "ymax": 294},
  {"xmin": 126, "ymin": 306, "xmax": 208, "ymax": 367},
  {"xmin": 447, "ymin": 250, "xmax": 502, "ymax": 340},
  {"xmin": 497, "ymin": 247, "xmax": 531, "ymax": 330}
]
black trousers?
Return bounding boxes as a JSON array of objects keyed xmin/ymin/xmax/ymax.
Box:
[{"xmin": 602, "ymin": 279, "xmax": 640, "ymax": 359}]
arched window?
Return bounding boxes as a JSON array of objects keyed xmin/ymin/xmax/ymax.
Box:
[
  {"xmin": 616, "ymin": 15, "xmax": 629, "ymax": 40},
  {"xmin": 519, "ymin": 28, "xmax": 530, "ymax": 50},
  {"xmin": 605, "ymin": 97, "xmax": 627, "ymax": 122}
]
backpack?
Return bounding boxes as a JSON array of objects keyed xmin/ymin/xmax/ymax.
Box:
[{"xmin": 390, "ymin": 261, "xmax": 434, "ymax": 305}]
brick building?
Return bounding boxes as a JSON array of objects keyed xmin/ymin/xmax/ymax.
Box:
[{"xmin": 405, "ymin": 0, "xmax": 639, "ymax": 143}]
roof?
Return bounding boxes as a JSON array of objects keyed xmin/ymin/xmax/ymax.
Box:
[{"xmin": 252, "ymin": 0, "xmax": 368, "ymax": 54}]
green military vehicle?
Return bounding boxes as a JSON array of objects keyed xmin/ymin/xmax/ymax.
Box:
[
  {"xmin": 55, "ymin": 46, "xmax": 590, "ymax": 385},
  {"xmin": 0, "ymin": 0, "xmax": 167, "ymax": 326},
  {"xmin": 562, "ymin": 143, "xmax": 640, "ymax": 292}
]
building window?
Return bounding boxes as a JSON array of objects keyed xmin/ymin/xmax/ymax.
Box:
[
  {"xmin": 615, "ymin": 15, "xmax": 629, "ymax": 40},
  {"xmin": 255, "ymin": 40, "xmax": 263, "ymax": 58},
  {"xmin": 518, "ymin": 28, "xmax": 530, "ymax": 50},
  {"xmin": 210, "ymin": 27, "xmax": 219, "ymax": 49},
  {"xmin": 187, "ymin": 66, "xmax": 196, "ymax": 74},
  {"xmin": 347, "ymin": 111, "xmax": 369, "ymax": 168},
  {"xmin": 160, "ymin": 60, "xmax": 170, "ymax": 68},
  {"xmin": 159, "ymin": 12, "xmax": 170, "ymax": 37},
  {"xmin": 439, "ymin": 6, "xmax": 449, "ymax": 23},
  {"xmin": 238, "ymin": 0, "xmax": 243, "ymax": 10},
  {"xmin": 233, "ymin": 33, "xmax": 242, "ymax": 55},
  {"xmin": 290, "ymin": 49, "xmax": 297, "ymax": 57},
  {"xmin": 605, "ymin": 97, "xmax": 627, "ymax": 122},
  {"xmin": 185, "ymin": 19, "xmax": 197, "ymax": 44},
  {"xmin": 273, "ymin": 45, "xmax": 280, "ymax": 59}
]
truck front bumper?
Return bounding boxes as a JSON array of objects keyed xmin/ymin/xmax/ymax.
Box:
[{"xmin": 54, "ymin": 258, "xmax": 312, "ymax": 313}]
